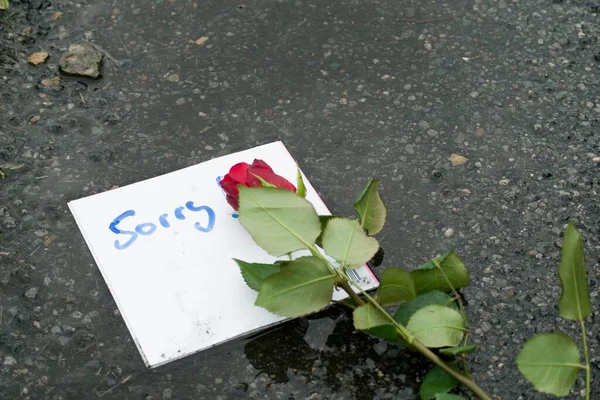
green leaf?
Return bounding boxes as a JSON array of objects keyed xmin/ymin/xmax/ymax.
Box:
[
  {"xmin": 274, "ymin": 260, "xmax": 291, "ymax": 269},
  {"xmin": 407, "ymin": 304, "xmax": 465, "ymax": 348},
  {"xmin": 251, "ymin": 174, "xmax": 277, "ymax": 188},
  {"xmin": 353, "ymin": 303, "xmax": 406, "ymax": 344},
  {"xmin": 337, "ymin": 297, "xmax": 358, "ymax": 309},
  {"xmin": 376, "ymin": 267, "xmax": 416, "ymax": 305},
  {"xmin": 353, "ymin": 303, "xmax": 389, "ymax": 329},
  {"xmin": 234, "ymin": 259, "xmax": 281, "ymax": 291},
  {"xmin": 322, "ymin": 218, "xmax": 379, "ymax": 269},
  {"xmin": 516, "ymin": 333, "xmax": 581, "ymax": 397},
  {"xmin": 238, "ymin": 187, "xmax": 321, "ymax": 256},
  {"xmin": 394, "ymin": 291, "xmax": 457, "ymax": 326},
  {"xmin": 558, "ymin": 222, "xmax": 591, "ymax": 321},
  {"xmin": 315, "ymin": 215, "xmax": 335, "ymax": 248},
  {"xmin": 434, "ymin": 395, "xmax": 465, "ymax": 400},
  {"xmin": 439, "ymin": 344, "xmax": 478, "ymax": 356},
  {"xmin": 296, "ymin": 165, "xmax": 307, "ymax": 198},
  {"xmin": 0, "ymin": 0, "xmax": 8, "ymax": 11},
  {"xmin": 353, "ymin": 179, "xmax": 387, "ymax": 235},
  {"xmin": 411, "ymin": 251, "xmax": 469, "ymax": 294},
  {"xmin": 363, "ymin": 325, "xmax": 407, "ymax": 345},
  {"xmin": 420, "ymin": 363, "xmax": 459, "ymax": 400},
  {"xmin": 255, "ymin": 256, "xmax": 336, "ymax": 317}
]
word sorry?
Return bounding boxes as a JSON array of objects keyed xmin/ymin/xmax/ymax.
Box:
[{"xmin": 109, "ymin": 201, "xmax": 216, "ymax": 250}]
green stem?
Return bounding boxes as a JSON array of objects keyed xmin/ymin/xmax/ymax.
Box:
[
  {"xmin": 432, "ymin": 259, "xmax": 472, "ymax": 378},
  {"xmin": 308, "ymin": 246, "xmax": 492, "ymax": 399},
  {"xmin": 341, "ymin": 274, "xmax": 492, "ymax": 400},
  {"xmin": 338, "ymin": 280, "xmax": 364, "ymax": 306},
  {"xmin": 580, "ymin": 319, "xmax": 591, "ymax": 400},
  {"xmin": 308, "ymin": 247, "xmax": 365, "ymax": 307},
  {"xmin": 412, "ymin": 341, "xmax": 492, "ymax": 400},
  {"xmin": 432, "ymin": 260, "xmax": 468, "ymax": 335},
  {"xmin": 343, "ymin": 273, "xmax": 414, "ymax": 341}
]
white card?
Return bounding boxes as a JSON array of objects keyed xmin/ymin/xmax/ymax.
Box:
[{"xmin": 68, "ymin": 141, "xmax": 379, "ymax": 367}]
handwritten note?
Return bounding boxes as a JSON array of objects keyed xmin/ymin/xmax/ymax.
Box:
[{"xmin": 68, "ymin": 141, "xmax": 378, "ymax": 368}]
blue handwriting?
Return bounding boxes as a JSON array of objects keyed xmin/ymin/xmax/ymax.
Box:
[
  {"xmin": 109, "ymin": 201, "xmax": 216, "ymax": 250},
  {"xmin": 216, "ymin": 176, "xmax": 239, "ymax": 219}
]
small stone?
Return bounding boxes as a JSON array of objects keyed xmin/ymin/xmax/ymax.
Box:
[
  {"xmin": 499, "ymin": 178, "xmax": 510, "ymax": 186},
  {"xmin": 444, "ymin": 228, "xmax": 455, "ymax": 237},
  {"xmin": 85, "ymin": 360, "xmax": 101, "ymax": 369},
  {"xmin": 52, "ymin": 12, "xmax": 64, "ymax": 21},
  {"xmin": 59, "ymin": 43, "xmax": 104, "ymax": 79},
  {"xmin": 231, "ymin": 383, "xmax": 248, "ymax": 396},
  {"xmin": 195, "ymin": 36, "xmax": 209, "ymax": 46},
  {"xmin": 373, "ymin": 341, "xmax": 388, "ymax": 355},
  {"xmin": 24, "ymin": 286, "xmax": 39, "ymax": 300},
  {"xmin": 20, "ymin": 27, "xmax": 34, "ymax": 37},
  {"xmin": 475, "ymin": 127, "xmax": 485, "ymax": 137},
  {"xmin": 40, "ymin": 77, "xmax": 61, "ymax": 87},
  {"xmin": 167, "ymin": 74, "xmax": 180, "ymax": 82},
  {"xmin": 64, "ymin": 293, "xmax": 77, "ymax": 303},
  {"xmin": 418, "ymin": 120, "xmax": 430, "ymax": 130},
  {"xmin": 592, "ymin": 157, "xmax": 600, "ymax": 163},
  {"xmin": 58, "ymin": 336, "xmax": 70, "ymax": 346},
  {"xmin": 449, "ymin": 153, "xmax": 467, "ymax": 166},
  {"xmin": 4, "ymin": 356, "xmax": 17, "ymax": 366},
  {"xmin": 30, "ymin": 115, "xmax": 41, "ymax": 124},
  {"xmin": 481, "ymin": 321, "xmax": 492, "ymax": 332},
  {"xmin": 28, "ymin": 52, "xmax": 50, "ymax": 66}
]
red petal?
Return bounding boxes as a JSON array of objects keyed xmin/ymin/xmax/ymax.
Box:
[
  {"xmin": 219, "ymin": 174, "xmax": 239, "ymax": 195},
  {"xmin": 249, "ymin": 166, "xmax": 296, "ymax": 192},
  {"xmin": 227, "ymin": 162, "xmax": 251, "ymax": 182},
  {"xmin": 226, "ymin": 194, "xmax": 240, "ymax": 211},
  {"xmin": 250, "ymin": 159, "xmax": 274, "ymax": 172}
]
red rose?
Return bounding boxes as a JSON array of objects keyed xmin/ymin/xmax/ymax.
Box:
[{"xmin": 220, "ymin": 159, "xmax": 297, "ymax": 210}]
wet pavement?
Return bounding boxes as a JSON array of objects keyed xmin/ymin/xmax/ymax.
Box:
[{"xmin": 2, "ymin": 0, "xmax": 600, "ymax": 399}]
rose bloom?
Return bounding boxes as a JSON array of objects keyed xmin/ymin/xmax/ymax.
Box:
[{"xmin": 220, "ymin": 159, "xmax": 296, "ymax": 210}]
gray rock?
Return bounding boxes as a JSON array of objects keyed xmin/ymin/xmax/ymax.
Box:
[
  {"xmin": 59, "ymin": 43, "xmax": 104, "ymax": 79},
  {"xmin": 4, "ymin": 356, "xmax": 17, "ymax": 366},
  {"xmin": 57, "ymin": 336, "xmax": 70, "ymax": 346},
  {"xmin": 24, "ymin": 286, "xmax": 39, "ymax": 299}
]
